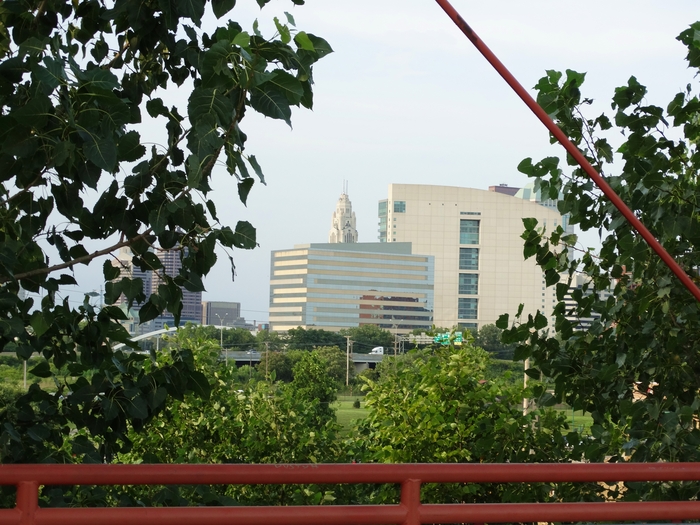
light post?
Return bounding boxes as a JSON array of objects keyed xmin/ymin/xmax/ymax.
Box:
[{"xmin": 215, "ymin": 313, "xmax": 229, "ymax": 365}]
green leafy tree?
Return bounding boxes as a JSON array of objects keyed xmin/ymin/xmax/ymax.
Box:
[
  {"xmin": 351, "ymin": 344, "xmax": 577, "ymax": 504},
  {"xmin": 119, "ymin": 342, "xmax": 343, "ymax": 506},
  {"xmin": 256, "ymin": 329, "xmax": 285, "ymax": 352},
  {"xmin": 285, "ymin": 327, "xmax": 345, "ymax": 351},
  {"xmin": 474, "ymin": 323, "xmax": 515, "ymax": 359},
  {"xmin": 340, "ymin": 325, "xmax": 394, "ymax": 354},
  {"xmin": 0, "ymin": 0, "xmax": 330, "ymax": 464},
  {"xmin": 500, "ymin": 22, "xmax": 700, "ymax": 496},
  {"xmin": 222, "ymin": 327, "xmax": 256, "ymax": 350}
]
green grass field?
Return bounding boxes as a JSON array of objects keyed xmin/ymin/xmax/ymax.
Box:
[
  {"xmin": 333, "ymin": 396, "xmax": 368, "ymax": 434},
  {"xmin": 332, "ymin": 395, "xmax": 594, "ymax": 436}
]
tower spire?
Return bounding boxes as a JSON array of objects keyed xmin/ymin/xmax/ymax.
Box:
[{"xmin": 328, "ymin": 187, "xmax": 358, "ymax": 243}]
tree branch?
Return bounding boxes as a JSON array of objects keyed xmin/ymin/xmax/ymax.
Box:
[{"xmin": 3, "ymin": 229, "xmax": 153, "ymax": 283}]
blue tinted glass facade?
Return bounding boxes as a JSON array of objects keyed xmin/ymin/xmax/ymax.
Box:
[
  {"xmin": 394, "ymin": 201, "xmax": 406, "ymax": 213},
  {"xmin": 458, "ymin": 298, "xmax": 478, "ymax": 319},
  {"xmin": 458, "ymin": 273, "xmax": 478, "ymax": 295},
  {"xmin": 459, "ymin": 248, "xmax": 478, "ymax": 270},
  {"xmin": 459, "ymin": 220, "xmax": 479, "ymax": 244}
]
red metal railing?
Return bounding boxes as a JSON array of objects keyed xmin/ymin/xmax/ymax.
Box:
[
  {"xmin": 433, "ymin": 0, "xmax": 700, "ymax": 303},
  {"xmin": 2, "ymin": 462, "xmax": 700, "ymax": 524}
]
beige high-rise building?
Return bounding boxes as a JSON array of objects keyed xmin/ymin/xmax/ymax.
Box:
[{"xmin": 378, "ymin": 184, "xmax": 564, "ymax": 329}]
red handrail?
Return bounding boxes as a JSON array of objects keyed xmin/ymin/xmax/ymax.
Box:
[
  {"xmin": 2, "ymin": 463, "xmax": 700, "ymax": 525},
  {"xmin": 433, "ymin": 0, "xmax": 700, "ymax": 303}
]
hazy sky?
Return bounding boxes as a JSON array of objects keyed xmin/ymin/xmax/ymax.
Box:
[{"xmin": 67, "ymin": 1, "xmax": 700, "ymax": 323}]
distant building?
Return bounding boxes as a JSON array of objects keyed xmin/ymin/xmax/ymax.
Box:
[
  {"xmin": 202, "ymin": 301, "xmax": 241, "ymax": 326},
  {"xmin": 328, "ymin": 183, "xmax": 358, "ymax": 243},
  {"xmin": 149, "ymin": 248, "xmax": 202, "ymax": 330},
  {"xmin": 563, "ymin": 272, "xmax": 613, "ymax": 331},
  {"xmin": 111, "ymin": 247, "xmax": 152, "ymax": 313},
  {"xmin": 378, "ymin": 184, "xmax": 567, "ymax": 330},
  {"xmin": 489, "ymin": 184, "xmax": 520, "ymax": 197},
  {"xmin": 269, "ymin": 242, "xmax": 433, "ymax": 333}
]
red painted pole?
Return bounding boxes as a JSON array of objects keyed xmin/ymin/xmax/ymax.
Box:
[{"xmin": 433, "ymin": 0, "xmax": 700, "ymax": 303}]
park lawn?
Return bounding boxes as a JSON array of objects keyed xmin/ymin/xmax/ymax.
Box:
[
  {"xmin": 557, "ymin": 408, "xmax": 594, "ymax": 435},
  {"xmin": 334, "ymin": 396, "xmax": 368, "ymax": 434}
]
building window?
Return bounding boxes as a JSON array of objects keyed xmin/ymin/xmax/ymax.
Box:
[
  {"xmin": 459, "ymin": 219, "xmax": 479, "ymax": 245},
  {"xmin": 459, "ymin": 273, "xmax": 478, "ymax": 295},
  {"xmin": 458, "ymin": 298, "xmax": 478, "ymax": 319},
  {"xmin": 459, "ymin": 248, "xmax": 479, "ymax": 270},
  {"xmin": 378, "ymin": 201, "xmax": 387, "ymax": 216},
  {"xmin": 458, "ymin": 322, "xmax": 478, "ymax": 331},
  {"xmin": 394, "ymin": 201, "xmax": 406, "ymax": 213}
]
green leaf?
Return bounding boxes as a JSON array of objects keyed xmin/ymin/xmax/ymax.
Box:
[
  {"xmin": 127, "ymin": 395, "xmax": 149, "ymax": 419},
  {"xmin": 181, "ymin": 272, "xmax": 205, "ymax": 293},
  {"xmin": 117, "ymin": 131, "xmax": 146, "ymax": 162},
  {"xmin": 533, "ymin": 311, "xmax": 548, "ymax": 330},
  {"xmin": 84, "ymin": 133, "xmax": 117, "ymax": 172},
  {"xmin": 274, "ymin": 17, "xmax": 291, "ymax": 44},
  {"xmin": 29, "ymin": 361, "xmax": 52, "ymax": 378},
  {"xmin": 188, "ymin": 87, "xmax": 235, "ymax": 127},
  {"xmin": 238, "ymin": 178, "xmax": 254, "ymax": 205},
  {"xmin": 188, "ymin": 370, "xmax": 212, "ymax": 398},
  {"xmin": 103, "ymin": 259, "xmax": 121, "ymax": 281},
  {"xmin": 250, "ymin": 84, "xmax": 292, "ymax": 126},
  {"xmin": 176, "ymin": 0, "xmax": 205, "ymax": 25},
  {"xmin": 306, "ymin": 34, "xmax": 333, "ymax": 58},
  {"xmin": 212, "ymin": 0, "xmax": 236, "ymax": 18},
  {"xmin": 139, "ymin": 301, "xmax": 161, "ymax": 324},
  {"xmin": 294, "ymin": 31, "xmax": 315, "ymax": 51},
  {"xmin": 495, "ymin": 314, "xmax": 509, "ymax": 330},
  {"xmin": 30, "ymin": 311, "xmax": 50, "ymax": 337},
  {"xmin": 247, "ymin": 155, "xmax": 265, "ymax": 184},
  {"xmin": 522, "ymin": 217, "xmax": 538, "ymax": 230},
  {"xmin": 82, "ymin": 68, "xmax": 119, "ymax": 91},
  {"xmin": 232, "ymin": 221, "xmax": 257, "ymax": 249},
  {"xmin": 232, "ymin": 31, "xmax": 250, "ymax": 48},
  {"xmin": 267, "ymin": 70, "xmax": 304, "ymax": 104}
]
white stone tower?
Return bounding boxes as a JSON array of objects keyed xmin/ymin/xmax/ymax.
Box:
[{"xmin": 328, "ymin": 182, "xmax": 358, "ymax": 243}]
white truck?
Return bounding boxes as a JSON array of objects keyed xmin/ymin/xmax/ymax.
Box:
[{"xmin": 370, "ymin": 346, "xmax": 384, "ymax": 355}]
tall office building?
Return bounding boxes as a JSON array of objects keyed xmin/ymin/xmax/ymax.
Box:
[
  {"xmin": 202, "ymin": 301, "xmax": 241, "ymax": 326},
  {"xmin": 378, "ymin": 184, "xmax": 566, "ymax": 329},
  {"xmin": 150, "ymin": 248, "xmax": 202, "ymax": 329},
  {"xmin": 269, "ymin": 242, "xmax": 433, "ymax": 333},
  {"xmin": 111, "ymin": 247, "xmax": 152, "ymax": 312},
  {"xmin": 328, "ymin": 185, "xmax": 358, "ymax": 244}
]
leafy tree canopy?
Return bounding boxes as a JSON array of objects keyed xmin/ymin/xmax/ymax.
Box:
[
  {"xmin": 285, "ymin": 327, "xmax": 345, "ymax": 351},
  {"xmin": 500, "ymin": 22, "xmax": 700, "ymax": 488},
  {"xmin": 340, "ymin": 324, "xmax": 394, "ymax": 354},
  {"xmin": 351, "ymin": 344, "xmax": 576, "ymax": 504},
  {"xmin": 473, "ymin": 323, "xmax": 515, "ymax": 359},
  {"xmin": 0, "ymin": 0, "xmax": 331, "ymax": 463}
]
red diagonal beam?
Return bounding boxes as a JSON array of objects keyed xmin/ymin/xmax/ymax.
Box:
[{"xmin": 434, "ymin": 0, "xmax": 700, "ymax": 303}]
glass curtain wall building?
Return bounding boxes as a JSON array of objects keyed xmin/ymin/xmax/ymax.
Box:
[{"xmin": 269, "ymin": 243, "xmax": 434, "ymax": 333}]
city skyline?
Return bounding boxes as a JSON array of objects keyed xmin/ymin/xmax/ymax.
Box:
[{"xmin": 60, "ymin": 1, "xmax": 699, "ymax": 323}]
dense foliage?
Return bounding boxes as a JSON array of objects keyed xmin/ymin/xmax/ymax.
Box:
[
  {"xmin": 350, "ymin": 344, "xmax": 584, "ymax": 504},
  {"xmin": 499, "ymin": 22, "xmax": 700, "ymax": 496},
  {"xmin": 0, "ymin": 0, "xmax": 331, "ymax": 464}
]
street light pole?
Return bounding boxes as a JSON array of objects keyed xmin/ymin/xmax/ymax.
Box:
[
  {"xmin": 345, "ymin": 336, "xmax": 352, "ymax": 387},
  {"xmin": 215, "ymin": 313, "xmax": 229, "ymax": 365}
]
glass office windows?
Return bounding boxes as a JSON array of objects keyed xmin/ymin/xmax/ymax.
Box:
[
  {"xmin": 459, "ymin": 248, "xmax": 478, "ymax": 270},
  {"xmin": 394, "ymin": 201, "xmax": 406, "ymax": 213},
  {"xmin": 460, "ymin": 220, "xmax": 479, "ymax": 244},
  {"xmin": 458, "ymin": 274, "xmax": 478, "ymax": 295},
  {"xmin": 458, "ymin": 298, "xmax": 478, "ymax": 319}
]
